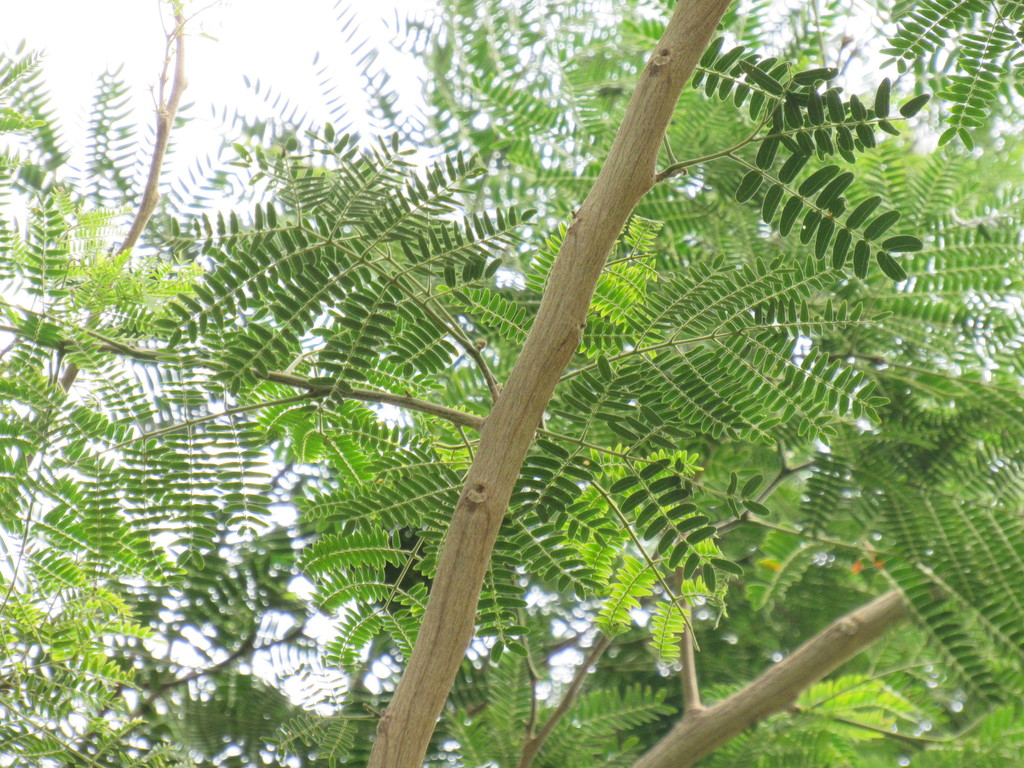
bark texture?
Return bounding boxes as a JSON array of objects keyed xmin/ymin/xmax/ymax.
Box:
[
  {"xmin": 367, "ymin": 2, "xmax": 733, "ymax": 765},
  {"xmin": 633, "ymin": 589, "xmax": 909, "ymax": 768}
]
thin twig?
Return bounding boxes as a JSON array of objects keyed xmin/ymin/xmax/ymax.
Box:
[
  {"xmin": 517, "ymin": 634, "xmax": 613, "ymax": 768},
  {"xmin": 0, "ymin": 312, "xmax": 487, "ymax": 434},
  {"xmin": 58, "ymin": 12, "xmax": 188, "ymax": 396},
  {"xmin": 810, "ymin": 0, "xmax": 828, "ymax": 69},
  {"xmin": 521, "ymin": 631, "xmax": 543, "ymax": 740},
  {"xmin": 118, "ymin": 13, "xmax": 187, "ymax": 256},
  {"xmin": 135, "ymin": 620, "xmax": 308, "ymax": 714}
]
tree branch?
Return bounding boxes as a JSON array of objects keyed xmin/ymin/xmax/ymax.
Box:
[
  {"xmin": 59, "ymin": 12, "xmax": 187, "ymax": 396},
  {"xmin": 0, "ymin": 311, "xmax": 485, "ymax": 432},
  {"xmin": 119, "ymin": 13, "xmax": 187, "ymax": 257},
  {"xmin": 632, "ymin": 590, "xmax": 908, "ymax": 768},
  {"xmin": 517, "ymin": 634, "xmax": 613, "ymax": 768},
  {"xmin": 261, "ymin": 370, "xmax": 485, "ymax": 429},
  {"xmin": 367, "ymin": 3, "xmax": 733, "ymax": 765},
  {"xmin": 136, "ymin": 620, "xmax": 308, "ymax": 715},
  {"xmin": 679, "ymin": 614, "xmax": 703, "ymax": 714}
]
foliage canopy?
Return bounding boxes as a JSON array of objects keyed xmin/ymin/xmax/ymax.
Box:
[{"xmin": 2, "ymin": 1, "xmax": 1024, "ymax": 766}]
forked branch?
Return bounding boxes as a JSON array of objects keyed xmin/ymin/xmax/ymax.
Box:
[{"xmin": 633, "ymin": 590, "xmax": 908, "ymax": 768}]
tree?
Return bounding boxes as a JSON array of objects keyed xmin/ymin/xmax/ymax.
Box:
[{"xmin": 2, "ymin": 1, "xmax": 1024, "ymax": 766}]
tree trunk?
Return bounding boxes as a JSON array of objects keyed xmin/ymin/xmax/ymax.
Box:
[{"xmin": 367, "ymin": 1, "xmax": 733, "ymax": 765}]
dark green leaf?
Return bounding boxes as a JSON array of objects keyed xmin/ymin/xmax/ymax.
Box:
[
  {"xmin": 741, "ymin": 475, "xmax": 763, "ymax": 497},
  {"xmin": 816, "ymin": 171, "xmax": 854, "ymax": 206},
  {"xmin": 689, "ymin": 526, "xmax": 718, "ymax": 545},
  {"xmin": 846, "ymin": 196, "xmax": 882, "ymax": 229},
  {"xmin": 703, "ymin": 564, "xmax": 717, "ymax": 592},
  {"xmin": 683, "ymin": 553, "xmax": 701, "ymax": 580},
  {"xmin": 744, "ymin": 500, "xmax": 771, "ymax": 516},
  {"xmin": 899, "ymin": 93, "xmax": 931, "ymax": 117},
  {"xmin": 876, "ymin": 251, "xmax": 907, "ymax": 281},
  {"xmin": 874, "ymin": 77, "xmax": 891, "ymax": 118},
  {"xmin": 814, "ymin": 128, "xmax": 834, "ymax": 155},
  {"xmin": 755, "ymin": 136, "xmax": 780, "ymax": 169},
  {"xmin": 849, "ymin": 94, "xmax": 867, "ymax": 120},
  {"xmin": 778, "ymin": 152, "xmax": 810, "ymax": 183},
  {"xmin": 739, "ymin": 60, "xmax": 785, "ymax": 95},
  {"xmin": 853, "ymin": 240, "xmax": 870, "ymax": 278},
  {"xmin": 825, "ymin": 88, "xmax": 845, "ymax": 122},
  {"xmin": 800, "ymin": 209, "xmax": 822, "ymax": 244},
  {"xmin": 784, "ymin": 92, "xmax": 804, "ymax": 127},
  {"xmin": 832, "ymin": 228, "xmax": 852, "ymax": 269},
  {"xmin": 779, "ymin": 195, "xmax": 803, "ymax": 237},
  {"xmin": 864, "ymin": 210, "xmax": 902, "ymax": 240},
  {"xmin": 735, "ymin": 170, "xmax": 763, "ymax": 203},
  {"xmin": 807, "ymin": 89, "xmax": 825, "ymax": 125},
  {"xmin": 815, "ymin": 217, "xmax": 835, "ymax": 258},
  {"xmin": 711, "ymin": 557, "xmax": 744, "ymax": 576},
  {"xmin": 699, "ymin": 37, "xmax": 724, "ymax": 68},
  {"xmin": 855, "ymin": 122, "xmax": 876, "ymax": 147},
  {"xmin": 716, "ymin": 45, "xmax": 747, "ymax": 73},
  {"xmin": 797, "ymin": 165, "xmax": 840, "ymax": 196},
  {"xmin": 762, "ymin": 183, "xmax": 785, "ymax": 222},
  {"xmin": 881, "ymin": 235, "xmax": 924, "ymax": 252},
  {"xmin": 792, "ymin": 67, "xmax": 838, "ymax": 86}
]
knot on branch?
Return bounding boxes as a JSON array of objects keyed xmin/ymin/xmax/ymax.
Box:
[
  {"xmin": 466, "ymin": 484, "xmax": 488, "ymax": 504},
  {"xmin": 652, "ymin": 48, "xmax": 672, "ymax": 67},
  {"xmin": 836, "ymin": 617, "xmax": 860, "ymax": 636}
]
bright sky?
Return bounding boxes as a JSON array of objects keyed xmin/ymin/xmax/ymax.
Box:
[{"xmin": 2, "ymin": 0, "xmax": 435, "ymax": 175}]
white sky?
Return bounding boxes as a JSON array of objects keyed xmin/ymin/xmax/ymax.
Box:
[{"xmin": 2, "ymin": 0, "xmax": 435, "ymax": 175}]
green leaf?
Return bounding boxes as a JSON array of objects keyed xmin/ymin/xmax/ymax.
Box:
[
  {"xmin": 849, "ymin": 94, "xmax": 867, "ymax": 120},
  {"xmin": 797, "ymin": 165, "xmax": 840, "ymax": 196},
  {"xmin": 610, "ymin": 476, "xmax": 640, "ymax": 494},
  {"xmin": 863, "ymin": 210, "xmax": 902, "ymax": 240},
  {"xmin": 761, "ymin": 183, "xmax": 785, "ymax": 222},
  {"xmin": 739, "ymin": 60, "xmax": 785, "ymax": 95},
  {"xmin": 744, "ymin": 500, "xmax": 771, "ymax": 516},
  {"xmin": 938, "ymin": 126, "xmax": 958, "ymax": 146},
  {"xmin": 881, "ymin": 235, "xmax": 923, "ymax": 252},
  {"xmin": 855, "ymin": 122, "xmax": 876, "ymax": 147},
  {"xmin": 778, "ymin": 152, "xmax": 810, "ymax": 183},
  {"xmin": 832, "ymin": 228, "xmax": 852, "ymax": 269},
  {"xmin": 711, "ymin": 557, "xmax": 744, "ymax": 576},
  {"xmin": 815, "ymin": 217, "xmax": 835, "ymax": 258},
  {"xmin": 735, "ymin": 170, "xmax": 763, "ymax": 203},
  {"xmin": 741, "ymin": 475, "xmax": 763, "ymax": 497},
  {"xmin": 779, "ymin": 195, "xmax": 803, "ymax": 237},
  {"xmin": 853, "ymin": 239, "xmax": 870, "ymax": 278},
  {"xmin": 699, "ymin": 37, "xmax": 724, "ymax": 68},
  {"xmin": 816, "ymin": 171, "xmax": 854, "ymax": 207},
  {"xmin": 755, "ymin": 136, "xmax": 780, "ymax": 169},
  {"xmin": 703, "ymin": 564, "xmax": 717, "ymax": 592},
  {"xmin": 825, "ymin": 88, "xmax": 845, "ymax": 122},
  {"xmin": 874, "ymin": 78, "xmax": 891, "ymax": 118},
  {"xmin": 876, "ymin": 251, "xmax": 907, "ymax": 281},
  {"xmin": 846, "ymin": 196, "xmax": 882, "ymax": 229},
  {"xmin": 807, "ymin": 89, "xmax": 825, "ymax": 125},
  {"xmin": 899, "ymin": 93, "xmax": 931, "ymax": 117},
  {"xmin": 792, "ymin": 67, "xmax": 838, "ymax": 86},
  {"xmin": 689, "ymin": 527, "xmax": 718, "ymax": 545},
  {"xmin": 784, "ymin": 92, "xmax": 804, "ymax": 127}
]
